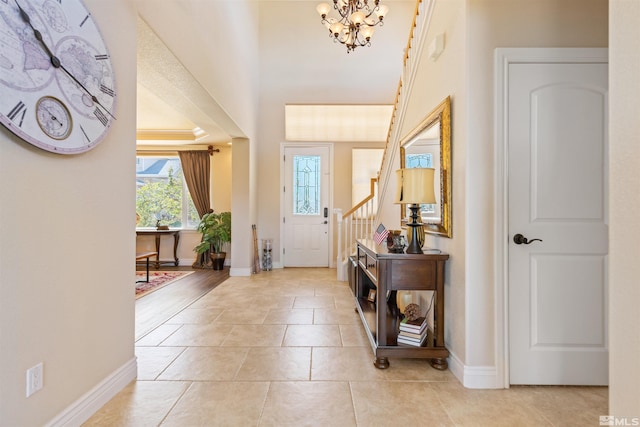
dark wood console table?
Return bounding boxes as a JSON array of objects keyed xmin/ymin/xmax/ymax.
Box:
[
  {"xmin": 354, "ymin": 239, "xmax": 449, "ymax": 370},
  {"xmin": 135, "ymin": 229, "xmax": 180, "ymax": 268}
]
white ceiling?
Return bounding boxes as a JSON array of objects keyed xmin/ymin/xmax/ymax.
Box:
[
  {"xmin": 136, "ymin": 84, "xmax": 195, "ymax": 131},
  {"xmin": 136, "ymin": 1, "xmax": 415, "ymax": 146},
  {"xmin": 136, "ymin": 17, "xmax": 230, "ymax": 145}
]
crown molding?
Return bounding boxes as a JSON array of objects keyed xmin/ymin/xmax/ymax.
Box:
[{"xmin": 136, "ymin": 129, "xmax": 198, "ymax": 141}]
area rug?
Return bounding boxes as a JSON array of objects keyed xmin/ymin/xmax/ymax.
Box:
[{"xmin": 135, "ymin": 271, "xmax": 194, "ymax": 299}]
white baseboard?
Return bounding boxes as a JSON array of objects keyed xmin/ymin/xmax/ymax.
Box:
[
  {"xmin": 46, "ymin": 357, "xmax": 137, "ymax": 427},
  {"xmin": 447, "ymin": 350, "xmax": 502, "ymax": 389},
  {"xmin": 447, "ymin": 349, "xmax": 465, "ymax": 384},
  {"xmin": 230, "ymin": 267, "xmax": 253, "ymax": 276},
  {"xmin": 336, "ymin": 258, "xmax": 348, "ymax": 282},
  {"xmin": 462, "ymin": 365, "xmax": 501, "ymax": 389}
]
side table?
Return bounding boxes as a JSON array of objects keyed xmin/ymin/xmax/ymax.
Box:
[
  {"xmin": 354, "ymin": 238, "xmax": 449, "ymax": 370},
  {"xmin": 135, "ymin": 229, "xmax": 180, "ymax": 268}
]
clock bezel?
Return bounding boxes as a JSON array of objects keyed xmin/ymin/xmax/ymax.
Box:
[
  {"xmin": 0, "ymin": 0, "xmax": 117, "ymax": 155},
  {"xmin": 35, "ymin": 95, "xmax": 73, "ymax": 141}
]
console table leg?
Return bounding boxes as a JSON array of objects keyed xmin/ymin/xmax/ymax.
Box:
[
  {"xmin": 430, "ymin": 358, "xmax": 448, "ymax": 370},
  {"xmin": 173, "ymin": 233, "xmax": 180, "ymax": 266},
  {"xmin": 154, "ymin": 235, "xmax": 161, "ymax": 269},
  {"xmin": 374, "ymin": 357, "xmax": 390, "ymax": 369}
]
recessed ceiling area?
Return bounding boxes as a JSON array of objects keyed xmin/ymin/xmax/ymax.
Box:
[
  {"xmin": 136, "ymin": 84, "xmax": 196, "ymax": 132},
  {"xmin": 136, "ymin": 17, "xmax": 231, "ymax": 146},
  {"xmin": 136, "ymin": 84, "xmax": 196, "ymax": 131}
]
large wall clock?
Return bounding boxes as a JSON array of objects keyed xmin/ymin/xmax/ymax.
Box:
[{"xmin": 0, "ymin": 0, "xmax": 116, "ymax": 154}]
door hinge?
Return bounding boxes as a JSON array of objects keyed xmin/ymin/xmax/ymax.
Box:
[
  {"xmin": 283, "ymin": 217, "xmax": 286, "ymax": 223},
  {"xmin": 283, "ymin": 248, "xmax": 285, "ymax": 254}
]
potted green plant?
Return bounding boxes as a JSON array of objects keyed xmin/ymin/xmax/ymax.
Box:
[{"xmin": 194, "ymin": 211, "xmax": 231, "ymax": 270}]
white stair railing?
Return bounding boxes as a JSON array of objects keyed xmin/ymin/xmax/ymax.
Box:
[
  {"xmin": 335, "ymin": 178, "xmax": 378, "ymax": 281},
  {"xmin": 334, "ymin": 1, "xmax": 432, "ymax": 281}
]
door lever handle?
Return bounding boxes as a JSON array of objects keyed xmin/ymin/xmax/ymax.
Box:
[{"xmin": 513, "ymin": 233, "xmax": 543, "ymax": 245}]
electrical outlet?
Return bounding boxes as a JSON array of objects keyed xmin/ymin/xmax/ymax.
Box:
[{"xmin": 26, "ymin": 363, "xmax": 43, "ymax": 397}]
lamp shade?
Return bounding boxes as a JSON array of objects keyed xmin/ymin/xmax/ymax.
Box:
[
  {"xmin": 316, "ymin": 3, "xmax": 331, "ymax": 16},
  {"xmin": 376, "ymin": 4, "xmax": 389, "ymax": 18},
  {"xmin": 330, "ymin": 21, "xmax": 344, "ymax": 36},
  {"xmin": 395, "ymin": 168, "xmax": 436, "ymax": 204},
  {"xmin": 350, "ymin": 11, "xmax": 366, "ymax": 25},
  {"xmin": 360, "ymin": 25, "xmax": 374, "ymax": 39}
]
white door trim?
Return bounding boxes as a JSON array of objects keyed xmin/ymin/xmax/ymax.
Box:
[
  {"xmin": 280, "ymin": 142, "xmax": 335, "ymax": 268},
  {"xmin": 494, "ymin": 47, "xmax": 608, "ymax": 388}
]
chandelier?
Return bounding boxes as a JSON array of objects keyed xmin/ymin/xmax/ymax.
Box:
[{"xmin": 316, "ymin": 0, "xmax": 389, "ymax": 53}]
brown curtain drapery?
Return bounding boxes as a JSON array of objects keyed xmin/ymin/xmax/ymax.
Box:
[{"xmin": 178, "ymin": 150, "xmax": 212, "ymax": 268}]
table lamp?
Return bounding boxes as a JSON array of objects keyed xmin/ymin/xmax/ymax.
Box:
[{"xmin": 395, "ymin": 168, "xmax": 436, "ymax": 254}]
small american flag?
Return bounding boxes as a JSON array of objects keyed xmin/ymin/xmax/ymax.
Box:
[{"xmin": 373, "ymin": 223, "xmax": 389, "ymax": 245}]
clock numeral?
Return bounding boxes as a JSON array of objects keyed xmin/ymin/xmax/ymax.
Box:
[
  {"xmin": 7, "ymin": 101, "xmax": 26, "ymax": 127},
  {"xmin": 80, "ymin": 124, "xmax": 90, "ymax": 142},
  {"xmin": 55, "ymin": 0, "xmax": 61, "ymax": 3},
  {"xmin": 79, "ymin": 14, "xmax": 89, "ymax": 27},
  {"xmin": 94, "ymin": 107, "xmax": 108, "ymax": 126},
  {"xmin": 100, "ymin": 84, "xmax": 115, "ymax": 97},
  {"xmin": 95, "ymin": 54, "xmax": 109, "ymax": 61}
]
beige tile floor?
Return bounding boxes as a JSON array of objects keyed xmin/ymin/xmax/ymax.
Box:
[{"xmin": 84, "ymin": 268, "xmax": 608, "ymax": 426}]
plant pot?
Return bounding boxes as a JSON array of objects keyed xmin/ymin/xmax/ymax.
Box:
[{"xmin": 210, "ymin": 252, "xmax": 226, "ymax": 270}]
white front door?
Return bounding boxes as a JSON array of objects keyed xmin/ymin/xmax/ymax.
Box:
[
  {"xmin": 508, "ymin": 59, "xmax": 608, "ymax": 384},
  {"xmin": 282, "ymin": 145, "xmax": 330, "ymax": 267}
]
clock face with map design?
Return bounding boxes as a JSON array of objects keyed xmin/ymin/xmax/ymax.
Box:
[{"xmin": 0, "ymin": 0, "xmax": 116, "ymax": 154}]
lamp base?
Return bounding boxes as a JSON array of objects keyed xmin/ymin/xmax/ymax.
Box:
[
  {"xmin": 405, "ymin": 204, "xmax": 424, "ymax": 254},
  {"xmin": 406, "ymin": 223, "xmax": 423, "ymax": 254}
]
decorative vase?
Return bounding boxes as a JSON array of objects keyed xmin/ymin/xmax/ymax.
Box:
[
  {"xmin": 388, "ymin": 230, "xmax": 406, "ymax": 253},
  {"xmin": 396, "ymin": 291, "xmax": 413, "ymax": 314},
  {"xmin": 210, "ymin": 252, "xmax": 226, "ymax": 270}
]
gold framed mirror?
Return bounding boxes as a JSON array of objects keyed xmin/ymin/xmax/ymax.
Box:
[{"xmin": 400, "ymin": 96, "xmax": 451, "ymax": 238}]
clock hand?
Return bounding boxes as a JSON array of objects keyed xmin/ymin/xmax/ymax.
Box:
[
  {"xmin": 15, "ymin": 0, "xmax": 61, "ymax": 68},
  {"xmin": 57, "ymin": 63, "xmax": 116, "ymax": 120},
  {"xmin": 15, "ymin": 0, "xmax": 116, "ymax": 121},
  {"xmin": 43, "ymin": 107, "xmax": 62, "ymax": 126}
]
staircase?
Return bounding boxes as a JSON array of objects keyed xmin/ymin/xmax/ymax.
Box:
[{"xmin": 334, "ymin": 0, "xmax": 433, "ymax": 281}]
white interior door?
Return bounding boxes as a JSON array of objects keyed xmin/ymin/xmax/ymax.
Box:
[
  {"xmin": 508, "ymin": 60, "xmax": 608, "ymax": 385},
  {"xmin": 283, "ymin": 146, "xmax": 330, "ymax": 267}
]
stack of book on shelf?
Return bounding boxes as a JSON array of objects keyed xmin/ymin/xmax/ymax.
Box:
[{"xmin": 397, "ymin": 316, "xmax": 428, "ymax": 347}]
